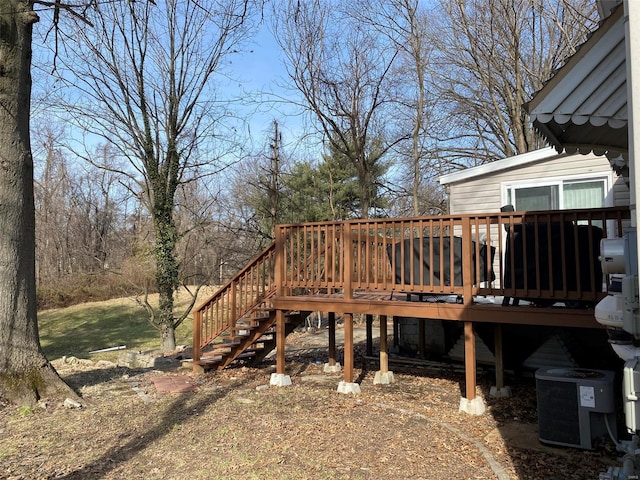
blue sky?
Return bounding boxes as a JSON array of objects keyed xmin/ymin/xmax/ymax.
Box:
[
  {"xmin": 28, "ymin": 4, "xmax": 317, "ymax": 166},
  {"xmin": 225, "ymin": 20, "xmax": 317, "ymax": 159}
]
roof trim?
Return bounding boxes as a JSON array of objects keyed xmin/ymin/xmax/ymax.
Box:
[
  {"xmin": 438, "ymin": 147, "xmax": 563, "ymax": 185},
  {"xmin": 525, "ymin": 4, "xmax": 628, "ymax": 161}
]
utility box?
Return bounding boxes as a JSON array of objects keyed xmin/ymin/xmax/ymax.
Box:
[{"xmin": 536, "ymin": 367, "xmax": 616, "ymax": 450}]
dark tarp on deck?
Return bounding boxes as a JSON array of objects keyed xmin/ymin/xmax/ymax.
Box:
[
  {"xmin": 387, "ymin": 237, "xmax": 496, "ymax": 287},
  {"xmin": 503, "ymin": 222, "xmax": 604, "ymax": 297}
]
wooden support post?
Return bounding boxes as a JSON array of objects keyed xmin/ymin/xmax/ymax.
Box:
[
  {"xmin": 328, "ymin": 312, "xmax": 336, "ymax": 366},
  {"xmin": 192, "ymin": 310, "xmax": 202, "ymax": 373},
  {"xmin": 461, "ymin": 217, "xmax": 474, "ymax": 306},
  {"xmin": 365, "ymin": 314, "xmax": 373, "ymax": 356},
  {"xmin": 276, "ymin": 309, "xmax": 286, "ymax": 375},
  {"xmin": 274, "ymin": 226, "xmax": 285, "ymax": 297},
  {"xmin": 344, "ymin": 313, "xmax": 354, "ymax": 383},
  {"xmin": 495, "ymin": 324, "xmax": 504, "ymax": 390},
  {"xmin": 464, "ymin": 321, "xmax": 476, "ymax": 400},
  {"xmin": 379, "ymin": 315, "xmax": 388, "ymax": 374},
  {"xmin": 418, "ymin": 319, "xmax": 425, "ymax": 360},
  {"xmin": 344, "ymin": 223, "xmax": 353, "ymax": 300}
]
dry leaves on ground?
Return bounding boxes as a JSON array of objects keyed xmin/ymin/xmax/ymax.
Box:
[{"xmin": 0, "ymin": 333, "xmax": 620, "ymax": 480}]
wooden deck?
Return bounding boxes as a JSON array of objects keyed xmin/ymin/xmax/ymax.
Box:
[
  {"xmin": 193, "ymin": 206, "xmax": 630, "ymax": 404},
  {"xmin": 273, "ymin": 291, "xmax": 602, "ymax": 328}
]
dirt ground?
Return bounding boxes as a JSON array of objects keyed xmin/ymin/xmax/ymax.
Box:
[{"xmin": 0, "ymin": 325, "xmax": 621, "ymax": 480}]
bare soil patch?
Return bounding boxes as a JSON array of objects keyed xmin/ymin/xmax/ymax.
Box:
[{"xmin": 0, "ymin": 327, "xmax": 619, "ymax": 479}]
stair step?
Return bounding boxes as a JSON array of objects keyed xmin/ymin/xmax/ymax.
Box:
[
  {"xmin": 231, "ymin": 326, "xmax": 260, "ymax": 335},
  {"xmin": 229, "ymin": 331, "xmax": 251, "ymax": 338},
  {"xmin": 202, "ymin": 352, "xmax": 223, "ymax": 360},
  {"xmin": 212, "ymin": 346, "xmax": 233, "ymax": 354},
  {"xmin": 197, "ymin": 356, "xmax": 223, "ymax": 365},
  {"xmin": 236, "ymin": 352, "xmax": 256, "ymax": 359},
  {"xmin": 237, "ymin": 318, "xmax": 261, "ymax": 325}
]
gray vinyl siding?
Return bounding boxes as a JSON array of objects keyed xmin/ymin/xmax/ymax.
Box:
[
  {"xmin": 445, "ymin": 153, "xmax": 627, "ymax": 215},
  {"xmin": 613, "ymin": 175, "xmax": 630, "ymax": 207},
  {"xmin": 444, "ymin": 153, "xmax": 629, "ymax": 288}
]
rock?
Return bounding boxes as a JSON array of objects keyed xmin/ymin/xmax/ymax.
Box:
[
  {"xmin": 63, "ymin": 398, "xmax": 82, "ymax": 409},
  {"xmin": 95, "ymin": 360, "xmax": 117, "ymax": 368},
  {"xmin": 117, "ymin": 351, "xmax": 180, "ymax": 369}
]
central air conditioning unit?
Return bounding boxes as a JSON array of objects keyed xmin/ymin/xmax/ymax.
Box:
[{"xmin": 535, "ymin": 367, "xmax": 617, "ymax": 450}]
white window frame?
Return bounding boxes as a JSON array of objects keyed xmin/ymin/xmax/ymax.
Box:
[{"xmin": 501, "ymin": 171, "xmax": 614, "ymax": 211}]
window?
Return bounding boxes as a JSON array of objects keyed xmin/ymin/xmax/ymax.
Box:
[{"xmin": 505, "ymin": 177, "xmax": 608, "ymax": 212}]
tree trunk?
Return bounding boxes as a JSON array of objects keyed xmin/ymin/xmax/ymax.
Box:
[
  {"xmin": 160, "ymin": 322, "xmax": 177, "ymax": 352},
  {"xmin": 154, "ymin": 211, "xmax": 179, "ymax": 352},
  {"xmin": 0, "ymin": 1, "xmax": 76, "ymax": 407}
]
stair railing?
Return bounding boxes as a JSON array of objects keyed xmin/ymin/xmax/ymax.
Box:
[{"xmin": 193, "ymin": 243, "xmax": 276, "ymax": 364}]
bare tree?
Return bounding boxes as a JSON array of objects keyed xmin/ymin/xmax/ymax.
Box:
[
  {"xmin": 273, "ymin": 0, "xmax": 404, "ymax": 218},
  {"xmin": 0, "ymin": 0, "xmax": 76, "ymax": 406},
  {"xmin": 34, "ymin": 126, "xmax": 73, "ymax": 282},
  {"xmin": 355, "ymin": 0, "xmax": 439, "ymax": 216},
  {"xmin": 51, "ymin": 0, "xmax": 257, "ymax": 350},
  {"xmin": 430, "ymin": 0, "xmax": 597, "ymax": 166}
]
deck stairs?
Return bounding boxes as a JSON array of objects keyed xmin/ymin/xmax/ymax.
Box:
[
  {"xmin": 192, "ymin": 242, "xmax": 307, "ymax": 372},
  {"xmin": 197, "ymin": 300, "xmax": 306, "ymax": 371}
]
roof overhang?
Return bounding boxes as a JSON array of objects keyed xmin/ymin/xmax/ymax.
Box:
[
  {"xmin": 438, "ymin": 147, "xmax": 563, "ymax": 185},
  {"xmin": 525, "ymin": 5, "xmax": 628, "ymax": 163}
]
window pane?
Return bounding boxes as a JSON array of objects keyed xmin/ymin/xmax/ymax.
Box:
[
  {"xmin": 563, "ymin": 181, "xmax": 605, "ymax": 209},
  {"xmin": 514, "ymin": 185, "xmax": 558, "ymax": 210}
]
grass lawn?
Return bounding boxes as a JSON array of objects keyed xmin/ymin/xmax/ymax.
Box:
[{"xmin": 38, "ymin": 286, "xmax": 216, "ymax": 362}]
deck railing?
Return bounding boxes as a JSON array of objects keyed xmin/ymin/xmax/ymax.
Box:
[
  {"xmin": 193, "ymin": 243, "xmax": 276, "ymax": 360},
  {"xmin": 276, "ymin": 206, "xmax": 630, "ymax": 305},
  {"xmin": 193, "ymin": 206, "xmax": 630, "ymax": 360}
]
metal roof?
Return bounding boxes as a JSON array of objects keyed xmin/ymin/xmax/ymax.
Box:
[{"xmin": 525, "ymin": 4, "xmax": 627, "ymax": 162}]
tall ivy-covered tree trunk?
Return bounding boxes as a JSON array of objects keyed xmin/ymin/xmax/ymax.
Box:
[
  {"xmin": 153, "ymin": 200, "xmax": 179, "ymax": 352},
  {"xmin": 0, "ymin": 1, "xmax": 76, "ymax": 407}
]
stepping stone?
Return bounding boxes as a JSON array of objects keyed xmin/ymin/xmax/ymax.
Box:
[{"xmin": 149, "ymin": 375, "xmax": 198, "ymax": 393}]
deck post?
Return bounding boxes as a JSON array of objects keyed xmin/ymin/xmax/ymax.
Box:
[
  {"xmin": 344, "ymin": 313, "xmax": 354, "ymax": 382},
  {"xmin": 366, "ymin": 314, "xmax": 373, "ymax": 356},
  {"xmin": 461, "ymin": 217, "xmax": 474, "ymax": 305},
  {"xmin": 270, "ymin": 309, "xmax": 292, "ymax": 387},
  {"xmin": 490, "ymin": 324, "xmax": 511, "ymax": 398},
  {"xmin": 459, "ymin": 321, "xmax": 485, "ymax": 415},
  {"xmin": 464, "ymin": 322, "xmax": 476, "ymax": 400},
  {"xmin": 230, "ymin": 281, "xmax": 237, "ymax": 329},
  {"xmin": 337, "ymin": 312, "xmax": 361, "ymax": 394},
  {"xmin": 374, "ymin": 315, "xmax": 395, "ymax": 384},
  {"xmin": 495, "ymin": 324, "xmax": 504, "ymax": 388},
  {"xmin": 274, "ymin": 226, "xmax": 284, "ymax": 297},
  {"xmin": 192, "ymin": 310, "xmax": 202, "ymax": 373},
  {"xmin": 324, "ymin": 311, "xmax": 341, "ymax": 373},
  {"xmin": 343, "ymin": 222, "xmax": 353, "ymax": 300}
]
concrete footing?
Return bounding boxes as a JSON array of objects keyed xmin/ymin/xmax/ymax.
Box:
[
  {"xmin": 270, "ymin": 373, "xmax": 292, "ymax": 387},
  {"xmin": 323, "ymin": 362, "xmax": 342, "ymax": 373},
  {"xmin": 489, "ymin": 386, "xmax": 512, "ymax": 398},
  {"xmin": 337, "ymin": 381, "xmax": 361, "ymax": 394},
  {"xmin": 459, "ymin": 396, "xmax": 486, "ymax": 415},
  {"xmin": 373, "ymin": 371, "xmax": 395, "ymax": 385}
]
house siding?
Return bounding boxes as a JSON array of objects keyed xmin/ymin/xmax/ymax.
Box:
[
  {"xmin": 446, "ymin": 153, "xmax": 627, "ymax": 215},
  {"xmin": 395, "ymin": 151, "xmax": 630, "ymax": 370}
]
